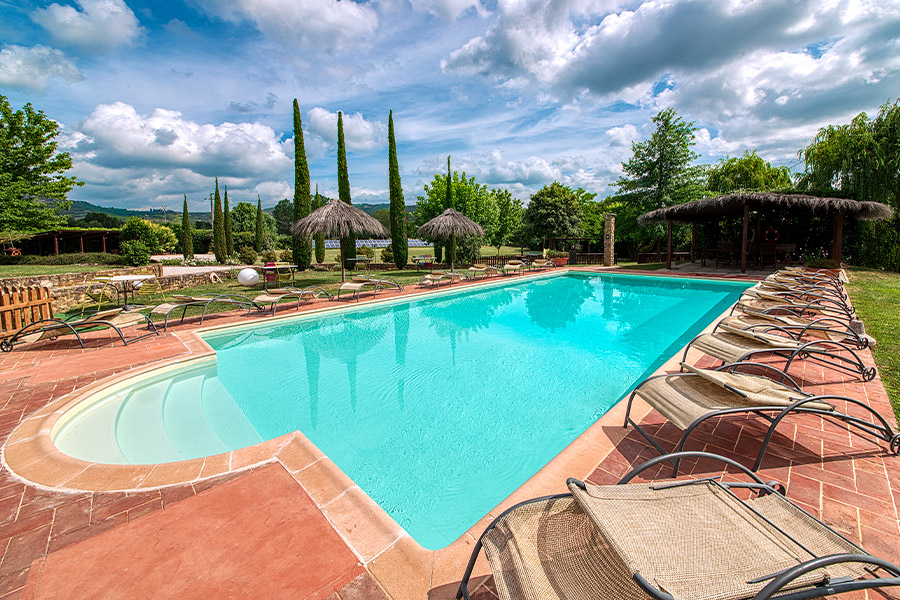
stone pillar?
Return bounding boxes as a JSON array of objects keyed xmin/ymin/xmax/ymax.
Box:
[{"xmin": 603, "ymin": 213, "xmax": 616, "ymax": 266}]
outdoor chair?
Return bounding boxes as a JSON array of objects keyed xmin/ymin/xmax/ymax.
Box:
[
  {"xmin": 77, "ymin": 279, "xmax": 121, "ymax": 314},
  {"xmin": 681, "ymin": 322, "xmax": 876, "ymax": 382},
  {"xmin": 502, "ymin": 260, "xmax": 527, "ymax": 275},
  {"xmin": 337, "ymin": 275, "xmax": 402, "ymax": 301},
  {"xmin": 714, "ymin": 242, "xmax": 736, "ymax": 268},
  {"xmin": 721, "ymin": 310, "xmax": 867, "ymax": 349},
  {"xmin": 776, "ymin": 268, "xmax": 844, "ymax": 290},
  {"xmin": 0, "ymin": 308, "xmax": 158, "ymax": 352},
  {"xmin": 420, "ymin": 270, "xmax": 464, "ymax": 288},
  {"xmin": 730, "ymin": 296, "xmax": 854, "ymax": 325},
  {"xmin": 467, "ymin": 264, "xmax": 501, "ymax": 279},
  {"xmin": 529, "ymin": 259, "xmax": 554, "ymax": 270},
  {"xmin": 458, "ymin": 451, "xmax": 900, "ymax": 600},
  {"xmin": 760, "ymin": 278, "xmax": 848, "ymax": 304},
  {"xmin": 741, "ymin": 288, "xmax": 854, "ymax": 321},
  {"xmin": 251, "ymin": 286, "xmax": 332, "ymax": 315},
  {"xmin": 758, "ymin": 242, "xmax": 778, "ymax": 269},
  {"xmin": 624, "ymin": 362, "xmax": 899, "ymax": 475},
  {"xmin": 150, "ymin": 294, "xmax": 262, "ymax": 331}
]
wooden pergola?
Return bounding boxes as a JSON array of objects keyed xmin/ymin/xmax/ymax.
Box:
[
  {"xmin": 639, "ymin": 193, "xmax": 894, "ymax": 273},
  {"xmin": 23, "ymin": 229, "xmax": 120, "ymax": 255}
]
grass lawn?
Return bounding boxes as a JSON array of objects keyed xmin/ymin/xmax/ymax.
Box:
[
  {"xmin": 0, "ymin": 264, "xmax": 118, "ymax": 277},
  {"xmin": 846, "ymin": 267, "xmax": 900, "ymax": 423}
]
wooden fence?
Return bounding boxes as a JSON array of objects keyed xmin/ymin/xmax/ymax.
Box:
[{"xmin": 0, "ymin": 286, "xmax": 54, "ymax": 333}]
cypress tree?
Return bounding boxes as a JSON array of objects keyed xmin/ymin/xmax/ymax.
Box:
[
  {"xmin": 314, "ymin": 184, "xmax": 325, "ymax": 263},
  {"xmin": 337, "ymin": 111, "xmax": 356, "ymax": 269},
  {"xmin": 212, "ymin": 178, "xmax": 226, "ymax": 263},
  {"xmin": 181, "ymin": 194, "xmax": 193, "ymax": 259},
  {"xmin": 255, "ymin": 195, "xmax": 263, "ymax": 252},
  {"xmin": 388, "ymin": 110, "xmax": 408, "ymax": 268},
  {"xmin": 292, "ymin": 99, "xmax": 312, "ymax": 270},
  {"xmin": 223, "ymin": 186, "xmax": 234, "ymax": 256}
]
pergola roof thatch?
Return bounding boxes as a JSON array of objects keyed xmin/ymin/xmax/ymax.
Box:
[
  {"xmin": 290, "ymin": 199, "xmax": 387, "ymax": 239},
  {"xmin": 416, "ymin": 208, "xmax": 484, "ymax": 239},
  {"xmin": 638, "ymin": 193, "xmax": 894, "ymax": 225}
]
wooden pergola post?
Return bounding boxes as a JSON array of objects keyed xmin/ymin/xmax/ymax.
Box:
[
  {"xmin": 53, "ymin": 234, "xmax": 59, "ymax": 256},
  {"xmin": 666, "ymin": 219, "xmax": 673, "ymax": 269},
  {"xmin": 740, "ymin": 203, "xmax": 749, "ymax": 273},
  {"xmin": 79, "ymin": 234, "xmax": 84, "ymax": 253},
  {"xmin": 101, "ymin": 235, "xmax": 107, "ymax": 253},
  {"xmin": 691, "ymin": 222, "xmax": 696, "ymax": 262},
  {"xmin": 832, "ymin": 213, "xmax": 844, "ymax": 264}
]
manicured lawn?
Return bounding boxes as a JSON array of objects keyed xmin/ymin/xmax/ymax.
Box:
[
  {"xmin": 846, "ymin": 267, "xmax": 900, "ymax": 423},
  {"xmin": 0, "ymin": 264, "xmax": 119, "ymax": 277}
]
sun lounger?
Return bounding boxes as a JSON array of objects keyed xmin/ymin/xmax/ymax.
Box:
[
  {"xmin": 337, "ymin": 276, "xmax": 402, "ymax": 301},
  {"xmin": 741, "ymin": 288, "xmax": 854, "ymax": 321},
  {"xmin": 529, "ymin": 259, "xmax": 554, "ymax": 270},
  {"xmin": 0, "ymin": 308, "xmax": 158, "ymax": 352},
  {"xmin": 252, "ymin": 286, "xmax": 332, "ymax": 315},
  {"xmin": 682, "ymin": 322, "xmax": 876, "ymax": 382},
  {"xmin": 720, "ymin": 310, "xmax": 867, "ymax": 349},
  {"xmin": 458, "ymin": 451, "xmax": 900, "ymax": 600},
  {"xmin": 760, "ymin": 278, "xmax": 848, "ymax": 304},
  {"xmin": 150, "ymin": 294, "xmax": 261, "ymax": 331},
  {"xmin": 625, "ymin": 362, "xmax": 899, "ymax": 474},
  {"xmin": 466, "ymin": 264, "xmax": 501, "ymax": 279},
  {"xmin": 420, "ymin": 270, "xmax": 464, "ymax": 287},
  {"xmin": 502, "ymin": 260, "xmax": 527, "ymax": 275}
]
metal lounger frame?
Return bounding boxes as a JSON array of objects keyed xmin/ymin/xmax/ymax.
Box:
[
  {"xmin": 624, "ymin": 362, "xmax": 900, "ymax": 476},
  {"xmin": 457, "ymin": 451, "xmax": 900, "ymax": 600},
  {"xmin": 741, "ymin": 290, "xmax": 855, "ymax": 321},
  {"xmin": 727, "ymin": 309, "xmax": 867, "ymax": 350},
  {"xmin": 0, "ymin": 313, "xmax": 159, "ymax": 352},
  {"xmin": 681, "ymin": 331, "xmax": 877, "ymax": 382},
  {"xmin": 337, "ymin": 277, "xmax": 402, "ymax": 302},
  {"xmin": 157, "ymin": 294, "xmax": 262, "ymax": 331},
  {"xmin": 254, "ymin": 286, "xmax": 333, "ymax": 315}
]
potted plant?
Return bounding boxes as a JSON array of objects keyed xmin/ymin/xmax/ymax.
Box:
[{"xmin": 546, "ymin": 250, "xmax": 569, "ymax": 267}]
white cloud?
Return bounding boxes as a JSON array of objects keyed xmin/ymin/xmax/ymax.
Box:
[
  {"xmin": 306, "ymin": 107, "xmax": 387, "ymax": 152},
  {"xmin": 605, "ymin": 124, "xmax": 638, "ymax": 146},
  {"xmin": 407, "ymin": 0, "xmax": 486, "ymax": 20},
  {"xmin": 32, "ymin": 0, "xmax": 142, "ymax": 52},
  {"xmin": 197, "ymin": 0, "xmax": 378, "ymax": 51},
  {"xmin": 74, "ymin": 102, "xmax": 291, "ymax": 178},
  {"xmin": 0, "ymin": 45, "xmax": 83, "ymax": 92}
]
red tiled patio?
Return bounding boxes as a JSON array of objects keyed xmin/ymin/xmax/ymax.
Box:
[{"xmin": 0, "ymin": 268, "xmax": 898, "ymax": 599}]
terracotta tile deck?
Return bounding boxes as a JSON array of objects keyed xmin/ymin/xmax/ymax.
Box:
[{"xmin": 0, "ymin": 268, "xmax": 898, "ymax": 599}]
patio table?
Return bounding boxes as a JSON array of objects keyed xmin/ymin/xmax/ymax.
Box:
[{"xmin": 106, "ymin": 274, "xmax": 157, "ymax": 310}]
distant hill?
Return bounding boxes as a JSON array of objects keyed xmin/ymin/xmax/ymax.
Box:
[{"xmin": 61, "ymin": 200, "xmax": 396, "ymax": 223}]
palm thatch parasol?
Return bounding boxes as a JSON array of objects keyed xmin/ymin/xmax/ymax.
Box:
[
  {"xmin": 416, "ymin": 208, "xmax": 484, "ymax": 271},
  {"xmin": 290, "ymin": 200, "xmax": 388, "ymax": 282}
]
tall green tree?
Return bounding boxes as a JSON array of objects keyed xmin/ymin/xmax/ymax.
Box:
[
  {"xmin": 313, "ymin": 185, "xmax": 325, "ymax": 263},
  {"xmin": 522, "ymin": 182, "xmax": 583, "ymax": 247},
  {"xmin": 212, "ymin": 178, "xmax": 226, "ymax": 262},
  {"xmin": 336, "ymin": 111, "xmax": 356, "ymax": 269},
  {"xmin": 388, "ymin": 110, "xmax": 408, "ymax": 268},
  {"xmin": 223, "ymin": 186, "xmax": 234, "ymax": 256},
  {"xmin": 292, "ymin": 99, "xmax": 312, "ymax": 270},
  {"xmin": 181, "ymin": 195, "xmax": 193, "ymax": 259},
  {"xmin": 612, "ymin": 107, "xmax": 703, "ymax": 252},
  {"xmin": 272, "ymin": 198, "xmax": 293, "ymax": 235},
  {"xmin": 797, "ymin": 99, "xmax": 900, "ymax": 207},
  {"xmin": 0, "ymin": 95, "xmax": 82, "ymax": 233},
  {"xmin": 255, "ymin": 195, "xmax": 263, "ymax": 252},
  {"xmin": 707, "ymin": 150, "xmax": 792, "ymax": 193},
  {"xmin": 488, "ymin": 188, "xmax": 524, "ymax": 254}
]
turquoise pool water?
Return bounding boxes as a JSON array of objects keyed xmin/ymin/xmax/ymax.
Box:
[{"xmin": 54, "ymin": 272, "xmax": 750, "ymax": 548}]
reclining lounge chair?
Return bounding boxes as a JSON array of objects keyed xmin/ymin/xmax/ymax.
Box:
[
  {"xmin": 721, "ymin": 310, "xmax": 867, "ymax": 349},
  {"xmin": 420, "ymin": 271, "xmax": 464, "ymax": 287},
  {"xmin": 252, "ymin": 286, "xmax": 333, "ymax": 315},
  {"xmin": 458, "ymin": 451, "xmax": 900, "ymax": 600},
  {"xmin": 467, "ymin": 264, "xmax": 502, "ymax": 279},
  {"xmin": 682, "ymin": 322, "xmax": 876, "ymax": 382},
  {"xmin": 0, "ymin": 308, "xmax": 158, "ymax": 352},
  {"xmin": 337, "ymin": 276, "xmax": 403, "ymax": 301},
  {"xmin": 502, "ymin": 260, "xmax": 527, "ymax": 275},
  {"xmin": 150, "ymin": 294, "xmax": 262, "ymax": 331},
  {"xmin": 624, "ymin": 362, "xmax": 899, "ymax": 474}
]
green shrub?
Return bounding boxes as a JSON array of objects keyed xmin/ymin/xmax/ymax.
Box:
[
  {"xmin": 261, "ymin": 249, "xmax": 278, "ymax": 263},
  {"xmin": 357, "ymin": 245, "xmax": 375, "ymax": 259},
  {"xmin": 279, "ymin": 249, "xmax": 292, "ymax": 262},
  {"xmin": 120, "ymin": 217, "xmax": 176, "ymax": 254},
  {"xmin": 192, "ymin": 229, "xmax": 213, "ymax": 253},
  {"xmin": 238, "ymin": 245, "xmax": 258, "ymax": 265},
  {"xmin": 454, "ymin": 236, "xmax": 482, "ymax": 265},
  {"xmin": 121, "ymin": 240, "xmax": 151, "ymax": 266},
  {"xmin": 546, "ymin": 250, "xmax": 568, "ymax": 258},
  {"xmin": 380, "ymin": 243, "xmax": 394, "ymax": 264},
  {"xmin": 233, "ymin": 231, "xmax": 256, "ymax": 252},
  {"xmin": 0, "ymin": 252, "xmax": 125, "ymax": 266}
]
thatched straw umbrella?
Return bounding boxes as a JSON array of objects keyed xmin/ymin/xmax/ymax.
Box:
[
  {"xmin": 416, "ymin": 208, "xmax": 484, "ymax": 271},
  {"xmin": 290, "ymin": 200, "xmax": 387, "ymax": 282}
]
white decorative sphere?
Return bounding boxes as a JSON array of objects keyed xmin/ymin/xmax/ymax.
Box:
[{"xmin": 237, "ymin": 268, "xmax": 260, "ymax": 286}]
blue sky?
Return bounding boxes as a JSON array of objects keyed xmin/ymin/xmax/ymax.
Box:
[{"xmin": 2, "ymin": 0, "xmax": 899, "ymax": 212}]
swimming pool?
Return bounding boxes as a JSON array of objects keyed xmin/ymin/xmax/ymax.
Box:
[{"xmin": 53, "ymin": 272, "xmax": 750, "ymax": 548}]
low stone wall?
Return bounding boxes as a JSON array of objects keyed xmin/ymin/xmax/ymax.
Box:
[{"xmin": 0, "ymin": 264, "xmax": 163, "ymax": 290}]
